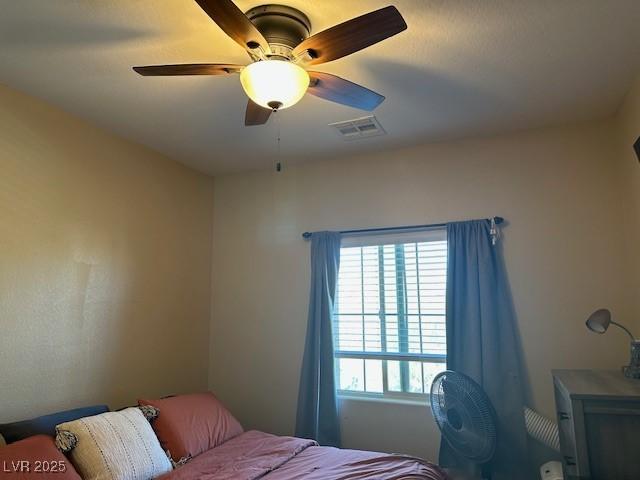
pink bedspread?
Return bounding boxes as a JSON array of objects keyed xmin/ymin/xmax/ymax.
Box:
[
  {"xmin": 157, "ymin": 431, "xmax": 315, "ymax": 480},
  {"xmin": 158, "ymin": 430, "xmax": 447, "ymax": 480},
  {"xmin": 261, "ymin": 445, "xmax": 446, "ymax": 480}
]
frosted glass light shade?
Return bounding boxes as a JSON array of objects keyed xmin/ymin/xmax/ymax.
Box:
[{"xmin": 240, "ymin": 60, "xmax": 309, "ymax": 110}]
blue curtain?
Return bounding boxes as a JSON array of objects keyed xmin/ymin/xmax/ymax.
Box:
[
  {"xmin": 295, "ymin": 231, "xmax": 342, "ymax": 447},
  {"xmin": 440, "ymin": 220, "xmax": 531, "ymax": 479}
]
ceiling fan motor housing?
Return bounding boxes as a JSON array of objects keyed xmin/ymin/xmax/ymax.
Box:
[{"xmin": 245, "ymin": 4, "xmax": 311, "ymax": 58}]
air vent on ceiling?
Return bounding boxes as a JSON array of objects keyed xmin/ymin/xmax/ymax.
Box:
[{"xmin": 329, "ymin": 116, "xmax": 386, "ymax": 141}]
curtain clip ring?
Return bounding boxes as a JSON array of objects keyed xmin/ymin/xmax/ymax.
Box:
[{"xmin": 490, "ymin": 217, "xmax": 500, "ymax": 246}]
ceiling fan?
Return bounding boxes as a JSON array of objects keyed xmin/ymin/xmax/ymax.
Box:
[{"xmin": 133, "ymin": 0, "xmax": 407, "ymax": 126}]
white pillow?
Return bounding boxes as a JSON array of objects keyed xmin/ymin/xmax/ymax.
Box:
[{"xmin": 56, "ymin": 407, "xmax": 172, "ymax": 480}]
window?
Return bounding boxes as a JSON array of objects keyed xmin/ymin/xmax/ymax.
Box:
[{"xmin": 334, "ymin": 229, "xmax": 447, "ymax": 400}]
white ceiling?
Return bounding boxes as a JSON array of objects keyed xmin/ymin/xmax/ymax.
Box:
[{"xmin": 0, "ymin": 0, "xmax": 638, "ymax": 175}]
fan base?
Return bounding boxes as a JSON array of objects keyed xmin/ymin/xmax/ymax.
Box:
[{"xmin": 245, "ymin": 4, "xmax": 311, "ymax": 53}]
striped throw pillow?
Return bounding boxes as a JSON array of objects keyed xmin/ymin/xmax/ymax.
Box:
[{"xmin": 56, "ymin": 407, "xmax": 172, "ymax": 480}]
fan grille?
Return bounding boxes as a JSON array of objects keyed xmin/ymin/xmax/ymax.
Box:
[{"xmin": 430, "ymin": 370, "xmax": 497, "ymax": 463}]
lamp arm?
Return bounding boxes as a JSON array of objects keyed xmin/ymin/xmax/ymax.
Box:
[{"xmin": 610, "ymin": 321, "xmax": 636, "ymax": 341}]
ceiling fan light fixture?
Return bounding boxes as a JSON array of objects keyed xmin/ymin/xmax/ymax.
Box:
[
  {"xmin": 240, "ymin": 60, "xmax": 309, "ymax": 110},
  {"xmin": 133, "ymin": 2, "xmax": 407, "ymax": 125}
]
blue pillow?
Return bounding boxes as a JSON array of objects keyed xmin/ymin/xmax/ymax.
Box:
[{"xmin": 0, "ymin": 405, "xmax": 109, "ymax": 444}]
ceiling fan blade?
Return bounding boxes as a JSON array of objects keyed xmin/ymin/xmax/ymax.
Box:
[
  {"xmin": 307, "ymin": 72, "xmax": 385, "ymax": 111},
  {"xmin": 133, "ymin": 64, "xmax": 244, "ymax": 76},
  {"xmin": 195, "ymin": 0, "xmax": 271, "ymax": 55},
  {"xmin": 245, "ymin": 99, "xmax": 272, "ymax": 126},
  {"xmin": 292, "ymin": 6, "xmax": 406, "ymax": 66}
]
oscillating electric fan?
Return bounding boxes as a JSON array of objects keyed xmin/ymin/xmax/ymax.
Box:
[{"xmin": 430, "ymin": 370, "xmax": 498, "ymax": 479}]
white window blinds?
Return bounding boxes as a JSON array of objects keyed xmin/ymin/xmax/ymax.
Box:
[{"xmin": 334, "ymin": 229, "xmax": 447, "ymax": 397}]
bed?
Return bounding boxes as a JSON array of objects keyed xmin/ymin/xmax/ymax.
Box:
[
  {"xmin": 0, "ymin": 399, "xmax": 448, "ymax": 480},
  {"xmin": 158, "ymin": 430, "xmax": 447, "ymax": 480}
]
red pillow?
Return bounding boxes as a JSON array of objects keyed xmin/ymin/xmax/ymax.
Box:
[
  {"xmin": 0, "ymin": 435, "xmax": 81, "ymax": 479},
  {"xmin": 138, "ymin": 392, "xmax": 243, "ymax": 462}
]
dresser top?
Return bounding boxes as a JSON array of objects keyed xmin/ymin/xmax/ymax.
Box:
[{"xmin": 553, "ymin": 369, "xmax": 640, "ymax": 400}]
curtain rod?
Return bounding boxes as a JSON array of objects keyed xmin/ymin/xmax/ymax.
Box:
[{"xmin": 301, "ymin": 216, "xmax": 504, "ymax": 240}]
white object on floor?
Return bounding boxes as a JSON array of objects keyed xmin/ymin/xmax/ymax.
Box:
[{"xmin": 540, "ymin": 461, "xmax": 563, "ymax": 480}]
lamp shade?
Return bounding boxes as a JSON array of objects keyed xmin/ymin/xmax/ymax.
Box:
[
  {"xmin": 585, "ymin": 309, "xmax": 612, "ymax": 334},
  {"xmin": 240, "ymin": 60, "xmax": 309, "ymax": 110}
]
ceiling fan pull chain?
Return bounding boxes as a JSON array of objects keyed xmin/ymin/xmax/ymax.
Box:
[{"xmin": 275, "ymin": 113, "xmax": 282, "ymax": 173}]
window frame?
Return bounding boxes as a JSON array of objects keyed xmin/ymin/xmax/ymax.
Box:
[{"xmin": 333, "ymin": 228, "xmax": 448, "ymax": 402}]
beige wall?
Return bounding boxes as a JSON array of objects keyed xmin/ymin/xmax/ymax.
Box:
[
  {"xmin": 3, "ymin": 70, "xmax": 638, "ymax": 464},
  {"xmin": 615, "ymin": 77, "xmax": 640, "ymax": 327},
  {"xmin": 209, "ymin": 118, "xmax": 635, "ymax": 461},
  {"xmin": 0, "ymin": 83, "xmax": 215, "ymax": 422}
]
